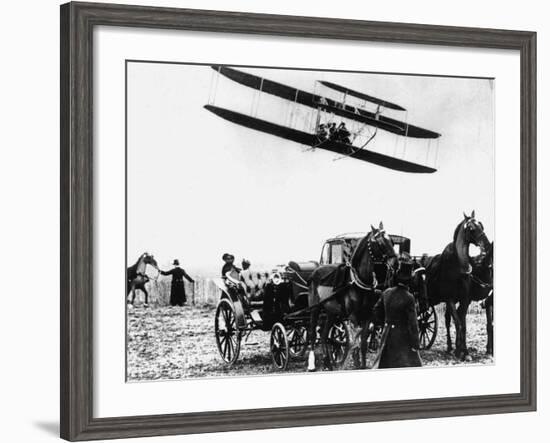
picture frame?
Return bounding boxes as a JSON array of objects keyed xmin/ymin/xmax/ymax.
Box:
[{"xmin": 60, "ymin": 1, "xmax": 537, "ymax": 441}]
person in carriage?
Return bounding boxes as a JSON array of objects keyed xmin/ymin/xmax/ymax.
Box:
[{"xmin": 221, "ymin": 253, "xmax": 242, "ymax": 284}]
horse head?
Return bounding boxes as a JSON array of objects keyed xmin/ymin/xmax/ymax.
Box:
[
  {"xmin": 367, "ymin": 221, "xmax": 397, "ymax": 262},
  {"xmin": 351, "ymin": 222, "xmax": 397, "ymax": 287},
  {"xmin": 454, "ymin": 211, "xmax": 489, "ymax": 273},
  {"xmin": 460, "ymin": 211, "xmax": 488, "ymax": 252},
  {"xmin": 141, "ymin": 252, "xmax": 158, "ymax": 269}
]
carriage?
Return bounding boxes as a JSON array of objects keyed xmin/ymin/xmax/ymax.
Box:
[
  {"xmin": 320, "ymin": 233, "xmax": 438, "ymax": 351},
  {"xmin": 213, "ymin": 233, "xmax": 438, "ymax": 370},
  {"xmin": 213, "ymin": 262, "xmax": 350, "ymax": 370}
]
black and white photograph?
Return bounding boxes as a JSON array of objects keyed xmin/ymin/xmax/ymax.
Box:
[{"xmin": 126, "ymin": 62, "xmax": 495, "ymax": 381}]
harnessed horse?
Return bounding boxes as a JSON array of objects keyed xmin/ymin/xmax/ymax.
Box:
[
  {"xmin": 426, "ymin": 211, "xmax": 489, "ymax": 360},
  {"xmin": 127, "ymin": 252, "xmax": 159, "ymax": 306},
  {"xmin": 306, "ymin": 223, "xmax": 397, "ymax": 371},
  {"xmin": 471, "ymin": 242, "xmax": 494, "ymax": 355}
]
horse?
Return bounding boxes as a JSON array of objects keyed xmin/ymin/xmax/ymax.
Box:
[
  {"xmin": 306, "ymin": 222, "xmax": 397, "ymax": 371},
  {"xmin": 425, "ymin": 211, "xmax": 489, "ymax": 360},
  {"xmin": 127, "ymin": 252, "xmax": 158, "ymax": 306},
  {"xmin": 471, "ymin": 242, "xmax": 494, "ymax": 355}
]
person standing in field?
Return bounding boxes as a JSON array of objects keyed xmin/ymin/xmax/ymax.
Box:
[
  {"xmin": 372, "ymin": 254, "xmax": 422, "ymax": 369},
  {"xmin": 160, "ymin": 259, "xmax": 195, "ymax": 306}
]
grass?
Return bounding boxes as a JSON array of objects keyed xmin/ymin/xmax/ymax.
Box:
[{"xmin": 126, "ymin": 302, "xmax": 494, "ymax": 381}]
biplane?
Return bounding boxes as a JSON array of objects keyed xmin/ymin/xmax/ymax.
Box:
[{"xmin": 204, "ymin": 66, "xmax": 441, "ymax": 174}]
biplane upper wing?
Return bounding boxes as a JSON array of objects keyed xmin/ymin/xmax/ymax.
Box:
[
  {"xmin": 212, "ymin": 66, "xmax": 440, "ymax": 139},
  {"xmin": 319, "ymin": 80, "xmax": 406, "ymax": 111},
  {"xmin": 204, "ymin": 105, "xmax": 436, "ymax": 174}
]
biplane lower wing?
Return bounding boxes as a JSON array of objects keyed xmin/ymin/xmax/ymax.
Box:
[
  {"xmin": 212, "ymin": 65, "xmax": 440, "ymax": 139},
  {"xmin": 204, "ymin": 105, "xmax": 436, "ymax": 174}
]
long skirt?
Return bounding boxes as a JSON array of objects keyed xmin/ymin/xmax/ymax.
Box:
[
  {"xmin": 170, "ymin": 280, "xmax": 186, "ymax": 306},
  {"xmin": 373, "ymin": 325, "xmax": 422, "ymax": 369}
]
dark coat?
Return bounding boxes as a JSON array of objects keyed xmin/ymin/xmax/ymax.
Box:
[
  {"xmin": 161, "ymin": 267, "xmax": 194, "ymax": 306},
  {"xmin": 372, "ymin": 284, "xmax": 422, "ymax": 369}
]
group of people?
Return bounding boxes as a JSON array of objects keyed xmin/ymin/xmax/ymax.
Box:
[
  {"xmin": 156, "ymin": 254, "xmax": 251, "ymax": 307},
  {"xmin": 316, "ymin": 121, "xmax": 351, "ymax": 144},
  {"xmin": 221, "ymin": 253, "xmax": 250, "ymax": 279},
  {"xmin": 162, "ymin": 253, "xmax": 422, "ymax": 369}
]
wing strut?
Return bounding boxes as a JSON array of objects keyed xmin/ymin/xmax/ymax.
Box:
[{"xmin": 332, "ymin": 128, "xmax": 378, "ymax": 162}]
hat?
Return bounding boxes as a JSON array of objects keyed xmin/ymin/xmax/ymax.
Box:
[
  {"xmin": 172, "ymin": 259, "xmax": 180, "ymax": 266},
  {"xmin": 222, "ymin": 253, "xmax": 234, "ymax": 261},
  {"xmin": 395, "ymin": 253, "xmax": 413, "ymax": 284}
]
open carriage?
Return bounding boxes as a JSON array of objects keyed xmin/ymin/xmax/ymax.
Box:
[
  {"xmin": 214, "ymin": 232, "xmax": 438, "ymax": 370},
  {"xmin": 214, "ymin": 262, "xmax": 350, "ymax": 370}
]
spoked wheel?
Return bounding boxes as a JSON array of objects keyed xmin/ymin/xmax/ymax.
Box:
[
  {"xmin": 418, "ymin": 304, "xmax": 438, "ymax": 350},
  {"xmin": 270, "ymin": 322, "xmax": 290, "ymax": 370},
  {"xmin": 288, "ymin": 325, "xmax": 308, "ymax": 358},
  {"xmin": 214, "ymin": 298, "xmax": 241, "ymax": 365},
  {"xmin": 327, "ymin": 321, "xmax": 350, "ymax": 367}
]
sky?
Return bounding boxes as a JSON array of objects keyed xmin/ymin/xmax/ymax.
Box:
[{"xmin": 127, "ymin": 62, "xmax": 494, "ymax": 276}]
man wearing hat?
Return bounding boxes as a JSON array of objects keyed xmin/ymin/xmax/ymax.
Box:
[
  {"xmin": 221, "ymin": 253, "xmax": 241, "ymax": 280},
  {"xmin": 371, "ymin": 253, "xmax": 422, "ymax": 369},
  {"xmin": 160, "ymin": 259, "xmax": 195, "ymax": 306}
]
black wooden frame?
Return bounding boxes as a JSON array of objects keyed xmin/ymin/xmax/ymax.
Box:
[{"xmin": 60, "ymin": 2, "xmax": 537, "ymax": 441}]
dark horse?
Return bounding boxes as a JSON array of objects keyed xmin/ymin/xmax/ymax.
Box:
[
  {"xmin": 307, "ymin": 223, "xmax": 397, "ymax": 371},
  {"xmin": 426, "ymin": 211, "xmax": 490, "ymax": 360},
  {"xmin": 127, "ymin": 252, "xmax": 158, "ymax": 306},
  {"xmin": 471, "ymin": 242, "xmax": 494, "ymax": 355}
]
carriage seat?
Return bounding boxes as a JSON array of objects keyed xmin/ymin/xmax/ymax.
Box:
[
  {"xmin": 239, "ymin": 270, "xmax": 270, "ymax": 303},
  {"xmin": 287, "ymin": 261, "xmax": 319, "ymax": 282},
  {"xmin": 286, "ymin": 261, "xmax": 319, "ymax": 307}
]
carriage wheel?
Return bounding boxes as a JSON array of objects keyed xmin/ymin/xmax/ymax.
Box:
[
  {"xmin": 418, "ymin": 305, "xmax": 438, "ymax": 350},
  {"xmin": 270, "ymin": 323, "xmax": 290, "ymax": 370},
  {"xmin": 327, "ymin": 321, "xmax": 350, "ymax": 367},
  {"xmin": 288, "ymin": 325, "xmax": 308, "ymax": 358},
  {"xmin": 214, "ymin": 298, "xmax": 241, "ymax": 365}
]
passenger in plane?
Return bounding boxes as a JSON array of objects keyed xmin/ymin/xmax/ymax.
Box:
[
  {"xmin": 328, "ymin": 122, "xmax": 337, "ymax": 140},
  {"xmin": 336, "ymin": 122, "xmax": 351, "ymax": 144},
  {"xmin": 316, "ymin": 123, "xmax": 328, "ymax": 142}
]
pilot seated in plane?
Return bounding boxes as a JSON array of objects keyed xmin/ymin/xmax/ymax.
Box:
[
  {"xmin": 328, "ymin": 122, "xmax": 337, "ymax": 140},
  {"xmin": 316, "ymin": 123, "xmax": 328, "ymax": 142},
  {"xmin": 335, "ymin": 122, "xmax": 351, "ymax": 144}
]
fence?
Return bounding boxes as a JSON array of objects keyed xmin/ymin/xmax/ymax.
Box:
[
  {"xmin": 133, "ymin": 278, "xmax": 487, "ymax": 314},
  {"xmin": 129, "ymin": 277, "xmax": 221, "ymax": 307}
]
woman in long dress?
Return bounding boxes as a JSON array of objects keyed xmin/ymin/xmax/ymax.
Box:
[
  {"xmin": 372, "ymin": 256, "xmax": 422, "ymax": 369},
  {"xmin": 160, "ymin": 259, "xmax": 195, "ymax": 306}
]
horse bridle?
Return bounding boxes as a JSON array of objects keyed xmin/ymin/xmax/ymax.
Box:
[
  {"xmin": 366, "ymin": 231, "xmax": 394, "ymax": 264},
  {"xmin": 350, "ymin": 231, "xmax": 395, "ymax": 291}
]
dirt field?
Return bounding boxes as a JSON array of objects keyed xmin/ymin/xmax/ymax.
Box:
[{"xmin": 127, "ymin": 302, "xmax": 494, "ymax": 381}]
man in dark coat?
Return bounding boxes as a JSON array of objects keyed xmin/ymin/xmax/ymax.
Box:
[
  {"xmin": 372, "ymin": 256, "xmax": 422, "ymax": 369},
  {"xmin": 160, "ymin": 259, "xmax": 195, "ymax": 306},
  {"xmin": 221, "ymin": 253, "xmax": 241, "ymax": 279},
  {"xmin": 336, "ymin": 122, "xmax": 351, "ymax": 144}
]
